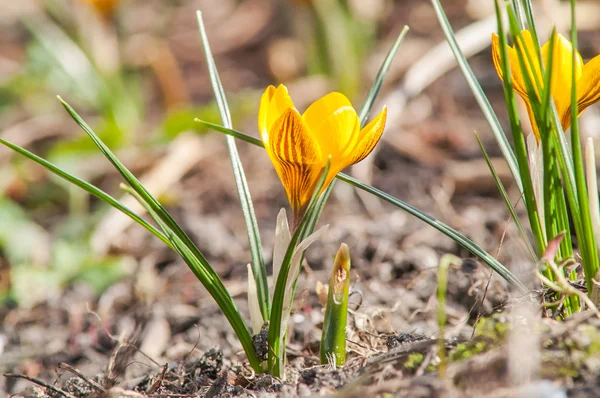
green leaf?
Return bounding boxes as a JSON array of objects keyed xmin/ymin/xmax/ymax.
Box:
[
  {"xmin": 196, "ymin": 11, "xmax": 269, "ymax": 321},
  {"xmin": 358, "ymin": 25, "xmax": 409, "ymax": 125},
  {"xmin": 57, "ymin": 97, "xmax": 262, "ymax": 372},
  {"xmin": 337, "ymin": 173, "xmax": 526, "ymax": 291},
  {"xmin": 0, "ymin": 137, "xmax": 171, "ymax": 248},
  {"xmin": 493, "ymin": 0, "xmax": 545, "ymax": 255},
  {"xmin": 569, "ymin": 0, "xmax": 599, "ymax": 291},
  {"xmin": 268, "ymin": 161, "xmax": 331, "ymax": 377},
  {"xmin": 430, "ymin": 0, "xmax": 523, "ymax": 194},
  {"xmin": 475, "ymin": 133, "xmax": 537, "ymax": 261},
  {"xmin": 197, "ymin": 123, "xmax": 527, "ymax": 292}
]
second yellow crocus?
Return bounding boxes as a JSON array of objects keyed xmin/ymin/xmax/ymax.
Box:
[
  {"xmin": 492, "ymin": 30, "xmax": 600, "ymax": 140},
  {"xmin": 259, "ymin": 84, "xmax": 387, "ymax": 225}
]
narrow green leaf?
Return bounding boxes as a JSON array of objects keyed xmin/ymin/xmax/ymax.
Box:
[
  {"xmin": 57, "ymin": 97, "xmax": 262, "ymax": 372},
  {"xmin": 196, "ymin": 11, "xmax": 269, "ymax": 320},
  {"xmin": 268, "ymin": 161, "xmax": 332, "ymax": 377},
  {"xmin": 198, "ymin": 123, "xmax": 527, "ymax": 291},
  {"xmin": 0, "ymin": 137, "xmax": 171, "ymax": 248},
  {"xmin": 521, "ymin": 0, "xmax": 541, "ymax": 48},
  {"xmin": 475, "ymin": 133, "xmax": 537, "ymax": 261},
  {"xmin": 494, "ymin": 0, "xmax": 546, "ymax": 255},
  {"xmin": 436, "ymin": 254, "xmax": 462, "ymax": 379},
  {"xmin": 337, "ymin": 173, "xmax": 526, "ymax": 291},
  {"xmin": 569, "ymin": 0, "xmax": 599, "ymax": 291},
  {"xmin": 430, "ymin": 0, "xmax": 523, "ymax": 193},
  {"xmin": 358, "ymin": 25, "xmax": 409, "ymax": 125}
]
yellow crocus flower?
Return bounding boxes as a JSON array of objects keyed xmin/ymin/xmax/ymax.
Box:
[
  {"xmin": 259, "ymin": 84, "xmax": 387, "ymax": 225},
  {"xmin": 491, "ymin": 30, "xmax": 600, "ymax": 140},
  {"xmin": 81, "ymin": 0, "xmax": 120, "ymax": 19}
]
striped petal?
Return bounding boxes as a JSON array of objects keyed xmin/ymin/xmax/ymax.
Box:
[
  {"xmin": 576, "ymin": 54, "xmax": 600, "ymax": 116},
  {"xmin": 491, "ymin": 33, "xmax": 528, "ymax": 98},
  {"xmin": 258, "ymin": 85, "xmax": 276, "ymax": 144},
  {"xmin": 541, "ymin": 32, "xmax": 583, "ymax": 126},
  {"xmin": 350, "ymin": 106, "xmax": 387, "ymax": 165},
  {"xmin": 303, "ymin": 92, "xmax": 360, "ymax": 160},
  {"xmin": 513, "ymin": 30, "xmax": 544, "ymax": 101},
  {"xmin": 267, "ymin": 108, "xmax": 324, "ymax": 221},
  {"xmin": 259, "ymin": 85, "xmax": 295, "ymax": 145}
]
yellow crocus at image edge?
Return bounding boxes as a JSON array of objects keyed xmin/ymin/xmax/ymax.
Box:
[
  {"xmin": 491, "ymin": 30, "xmax": 600, "ymax": 140},
  {"xmin": 81, "ymin": 0, "xmax": 121, "ymax": 19},
  {"xmin": 259, "ymin": 84, "xmax": 387, "ymax": 225}
]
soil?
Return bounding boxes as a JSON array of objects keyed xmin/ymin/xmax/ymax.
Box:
[{"xmin": 2, "ymin": 0, "xmax": 600, "ymax": 397}]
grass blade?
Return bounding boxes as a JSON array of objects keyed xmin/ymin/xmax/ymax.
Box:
[
  {"xmin": 57, "ymin": 97, "xmax": 262, "ymax": 371},
  {"xmin": 430, "ymin": 0, "xmax": 522, "ymax": 193},
  {"xmin": 494, "ymin": 0, "xmax": 545, "ymax": 255},
  {"xmin": 586, "ymin": 138, "xmax": 600, "ymax": 246},
  {"xmin": 475, "ymin": 133, "xmax": 537, "ymax": 261},
  {"xmin": 0, "ymin": 137, "xmax": 171, "ymax": 248},
  {"xmin": 196, "ymin": 11, "xmax": 270, "ymax": 320},
  {"xmin": 337, "ymin": 173, "xmax": 526, "ymax": 291},
  {"xmin": 197, "ymin": 122, "xmax": 527, "ymax": 291},
  {"xmin": 358, "ymin": 25, "xmax": 409, "ymax": 125},
  {"xmin": 569, "ymin": 0, "xmax": 599, "ymax": 290}
]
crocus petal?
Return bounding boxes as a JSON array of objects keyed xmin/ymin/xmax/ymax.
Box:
[
  {"xmin": 513, "ymin": 30, "xmax": 544, "ymax": 100},
  {"xmin": 350, "ymin": 106, "xmax": 387, "ymax": 165},
  {"xmin": 524, "ymin": 100, "xmax": 542, "ymax": 142},
  {"xmin": 576, "ymin": 54, "xmax": 600, "ymax": 115},
  {"xmin": 258, "ymin": 85, "xmax": 276, "ymax": 144},
  {"xmin": 541, "ymin": 33, "xmax": 583, "ymax": 124},
  {"xmin": 491, "ymin": 33, "xmax": 528, "ymax": 98},
  {"xmin": 259, "ymin": 84, "xmax": 295, "ymax": 146},
  {"xmin": 272, "ymin": 208, "xmax": 291, "ymax": 288},
  {"xmin": 302, "ymin": 92, "xmax": 360, "ymax": 159},
  {"xmin": 267, "ymin": 108, "xmax": 324, "ymax": 218}
]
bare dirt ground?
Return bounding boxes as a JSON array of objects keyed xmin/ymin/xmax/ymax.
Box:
[{"xmin": 3, "ymin": 0, "xmax": 600, "ymax": 397}]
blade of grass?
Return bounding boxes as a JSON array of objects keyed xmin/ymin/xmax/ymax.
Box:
[
  {"xmin": 521, "ymin": 0, "xmax": 541, "ymax": 48},
  {"xmin": 538, "ymin": 30, "xmax": 567, "ymax": 261},
  {"xmin": 337, "ymin": 173, "xmax": 526, "ymax": 291},
  {"xmin": 504, "ymin": 11, "xmax": 579, "ymax": 313},
  {"xmin": 494, "ymin": 0, "xmax": 546, "ymax": 255},
  {"xmin": 569, "ymin": 0, "xmax": 599, "ymax": 291},
  {"xmin": 196, "ymin": 122, "xmax": 527, "ymax": 291},
  {"xmin": 430, "ymin": 0, "xmax": 523, "ymax": 194},
  {"xmin": 475, "ymin": 133, "xmax": 537, "ymax": 261},
  {"xmin": 120, "ymin": 182, "xmax": 257, "ymax": 317},
  {"xmin": 58, "ymin": 97, "xmax": 262, "ymax": 371},
  {"xmin": 437, "ymin": 254, "xmax": 462, "ymax": 379},
  {"xmin": 0, "ymin": 137, "xmax": 172, "ymax": 249},
  {"xmin": 358, "ymin": 25, "xmax": 409, "ymax": 124},
  {"xmin": 196, "ymin": 11, "xmax": 269, "ymax": 320},
  {"xmin": 586, "ymin": 139, "xmax": 600, "ymax": 244}
]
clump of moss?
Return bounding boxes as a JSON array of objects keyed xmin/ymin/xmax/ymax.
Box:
[
  {"xmin": 473, "ymin": 314, "xmax": 511, "ymax": 340},
  {"xmin": 448, "ymin": 314, "xmax": 511, "ymax": 363},
  {"xmin": 450, "ymin": 341, "xmax": 488, "ymax": 362},
  {"xmin": 403, "ymin": 353, "xmax": 424, "ymax": 372}
]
